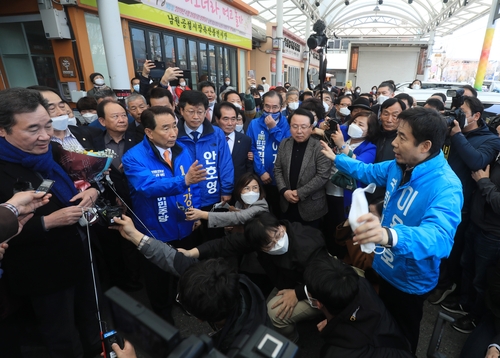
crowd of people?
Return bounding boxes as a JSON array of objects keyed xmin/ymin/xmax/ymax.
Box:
[{"xmin": 0, "ymin": 63, "xmax": 500, "ymax": 358}]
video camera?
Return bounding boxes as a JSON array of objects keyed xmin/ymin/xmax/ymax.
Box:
[
  {"xmin": 443, "ymin": 108, "xmax": 467, "ymax": 130},
  {"xmin": 447, "ymin": 88, "xmax": 465, "ymax": 110},
  {"xmin": 105, "ymin": 287, "xmax": 298, "ymax": 358}
]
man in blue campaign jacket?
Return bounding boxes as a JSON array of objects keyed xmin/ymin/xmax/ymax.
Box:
[
  {"xmin": 123, "ymin": 106, "xmax": 206, "ymax": 323},
  {"xmin": 246, "ymin": 90, "xmax": 291, "ymax": 216},
  {"xmin": 176, "ymin": 90, "xmax": 234, "ymax": 209},
  {"xmin": 320, "ymin": 107, "xmax": 463, "ymax": 353}
]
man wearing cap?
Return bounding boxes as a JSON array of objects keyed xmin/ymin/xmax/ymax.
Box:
[{"xmin": 348, "ymin": 97, "xmax": 373, "ymax": 117}]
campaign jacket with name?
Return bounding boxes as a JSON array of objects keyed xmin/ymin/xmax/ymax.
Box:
[
  {"xmin": 336, "ymin": 151, "xmax": 463, "ymax": 295},
  {"xmin": 122, "ymin": 137, "xmax": 201, "ymax": 242},
  {"xmin": 246, "ymin": 112, "xmax": 291, "ymax": 185},
  {"xmin": 177, "ymin": 118, "xmax": 234, "ymax": 207}
]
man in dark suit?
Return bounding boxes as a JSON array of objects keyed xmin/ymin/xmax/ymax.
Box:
[
  {"xmin": 95, "ymin": 99, "xmax": 142, "ymax": 291},
  {"xmin": 0, "ymin": 88, "xmax": 101, "ymax": 357},
  {"xmin": 214, "ymin": 102, "xmax": 253, "ymax": 185},
  {"xmin": 274, "ymin": 108, "xmax": 331, "ymax": 228}
]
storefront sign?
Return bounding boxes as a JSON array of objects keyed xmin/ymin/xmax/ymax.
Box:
[
  {"xmin": 79, "ymin": 0, "xmax": 252, "ymax": 49},
  {"xmin": 270, "ymin": 58, "xmax": 285, "ymax": 73},
  {"xmin": 59, "ymin": 57, "xmax": 76, "ymax": 78},
  {"xmin": 142, "ymin": 0, "xmax": 252, "ymax": 39}
]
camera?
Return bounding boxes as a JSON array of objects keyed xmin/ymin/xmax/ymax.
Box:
[
  {"xmin": 443, "ymin": 108, "xmax": 467, "ymax": 130},
  {"xmin": 105, "ymin": 287, "xmax": 298, "ymax": 358},
  {"xmin": 323, "ymin": 118, "xmax": 341, "ymax": 148},
  {"xmin": 447, "ymin": 88, "xmax": 465, "ymax": 109},
  {"xmin": 95, "ymin": 198, "xmax": 123, "ymax": 225}
]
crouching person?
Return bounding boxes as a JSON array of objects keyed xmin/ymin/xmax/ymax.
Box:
[{"xmin": 304, "ymin": 255, "xmax": 415, "ymax": 358}]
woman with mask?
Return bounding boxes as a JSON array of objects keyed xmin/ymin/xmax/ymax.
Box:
[
  {"xmin": 409, "ymin": 79, "xmax": 422, "ymax": 90},
  {"xmin": 87, "ymin": 72, "xmax": 108, "ymax": 98},
  {"xmin": 353, "ymin": 86, "xmax": 362, "ymax": 99},
  {"xmin": 174, "ymin": 77, "xmax": 191, "ymax": 99},
  {"xmin": 185, "ymin": 173, "xmax": 268, "ymax": 232},
  {"xmin": 321, "ymin": 111, "xmax": 379, "ymax": 257}
]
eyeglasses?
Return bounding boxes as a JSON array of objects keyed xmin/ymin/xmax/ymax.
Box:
[
  {"xmin": 304, "ymin": 285, "xmax": 319, "ymax": 309},
  {"xmin": 263, "ymin": 104, "xmax": 281, "ymax": 111},
  {"xmin": 220, "ymin": 116, "xmax": 237, "ymax": 122},
  {"xmin": 184, "ymin": 109, "xmax": 206, "ymax": 117},
  {"xmin": 291, "ymin": 124, "xmax": 311, "ymax": 130}
]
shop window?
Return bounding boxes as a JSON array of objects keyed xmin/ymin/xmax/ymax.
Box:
[
  {"xmin": 189, "ymin": 40, "xmax": 198, "ymax": 88},
  {"xmin": 177, "ymin": 38, "xmax": 187, "ymax": 69},
  {"xmin": 217, "ymin": 46, "xmax": 223, "ymax": 91},
  {"xmin": 131, "ymin": 28, "xmax": 146, "ymax": 72},
  {"xmin": 209, "ymin": 44, "xmax": 216, "ymax": 84},
  {"xmin": 164, "ymin": 35, "xmax": 175, "ymax": 67},
  {"xmin": 149, "ymin": 32, "xmax": 162, "ymax": 62},
  {"xmin": 199, "ymin": 43, "xmax": 208, "ymax": 81},
  {"xmin": 84, "ymin": 13, "xmax": 109, "ymax": 83}
]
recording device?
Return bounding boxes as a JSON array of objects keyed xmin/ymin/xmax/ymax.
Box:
[
  {"xmin": 324, "ymin": 118, "xmax": 341, "ymax": 148},
  {"xmin": 35, "ymin": 179, "xmax": 55, "ymax": 196},
  {"xmin": 447, "ymin": 88, "xmax": 465, "ymax": 109},
  {"xmin": 150, "ymin": 60, "xmax": 167, "ymax": 79},
  {"xmin": 443, "ymin": 108, "xmax": 467, "ymax": 130},
  {"xmin": 95, "ymin": 198, "xmax": 123, "ymax": 225},
  {"xmin": 169, "ymin": 69, "xmax": 191, "ymax": 87},
  {"xmin": 105, "ymin": 287, "xmax": 298, "ymax": 358},
  {"xmin": 248, "ymin": 70, "xmax": 255, "ymax": 80},
  {"xmin": 307, "ymin": 20, "xmax": 328, "ymax": 49},
  {"xmin": 102, "ymin": 330, "xmax": 125, "ymax": 358}
]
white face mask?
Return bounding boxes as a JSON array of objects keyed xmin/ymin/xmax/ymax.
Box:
[
  {"xmin": 323, "ymin": 101, "xmax": 330, "ymax": 113},
  {"xmin": 262, "ymin": 79, "xmax": 266, "ymax": 83},
  {"xmin": 355, "ymin": 89, "xmax": 361, "ymax": 93},
  {"xmin": 259, "ymin": 92, "xmax": 264, "ymax": 97},
  {"xmin": 345, "ymin": 91, "xmax": 352, "ymax": 95},
  {"xmin": 288, "ymin": 102, "xmax": 299, "ymax": 110},
  {"xmin": 68, "ymin": 117, "xmax": 77, "ymax": 126},
  {"xmin": 180, "ymin": 82, "xmax": 186, "ymax": 87},
  {"xmin": 377, "ymin": 95, "xmax": 389, "ymax": 105},
  {"xmin": 225, "ymin": 81, "xmax": 230, "ymax": 86},
  {"xmin": 339, "ymin": 107, "xmax": 351, "ymax": 116},
  {"xmin": 233, "ymin": 102, "xmax": 242, "ymax": 109},
  {"xmin": 235, "ymin": 124, "xmax": 244, "ymax": 132},
  {"xmin": 241, "ymin": 191, "xmax": 259, "ymax": 205},
  {"xmin": 412, "ymin": 84, "xmax": 421, "ymax": 90},
  {"xmin": 266, "ymin": 231, "xmax": 289, "ymax": 255},
  {"xmin": 133, "ymin": 84, "xmax": 140, "ymax": 92},
  {"xmin": 82, "ymin": 113, "xmax": 98, "ymax": 124},
  {"xmin": 94, "ymin": 78, "xmax": 105, "ymax": 86},
  {"xmin": 327, "ymin": 87, "xmax": 332, "ymax": 92},
  {"xmin": 348, "ymin": 123, "xmax": 365, "ymax": 139},
  {"xmin": 51, "ymin": 114, "xmax": 69, "ymax": 131},
  {"xmin": 312, "ymin": 120, "xmax": 317, "ymax": 128}
]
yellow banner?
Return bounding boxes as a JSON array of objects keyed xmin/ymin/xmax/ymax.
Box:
[{"xmin": 79, "ymin": 0, "xmax": 252, "ymax": 49}]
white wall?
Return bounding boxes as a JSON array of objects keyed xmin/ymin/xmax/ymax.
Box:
[{"xmin": 355, "ymin": 46, "xmax": 420, "ymax": 92}]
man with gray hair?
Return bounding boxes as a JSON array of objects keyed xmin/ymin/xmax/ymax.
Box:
[{"xmin": 125, "ymin": 92, "xmax": 149, "ymax": 142}]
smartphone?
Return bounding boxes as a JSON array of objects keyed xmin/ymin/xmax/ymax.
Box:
[
  {"xmin": 146, "ymin": 60, "xmax": 164, "ymax": 79},
  {"xmin": 248, "ymin": 70, "xmax": 255, "ymax": 80},
  {"xmin": 35, "ymin": 179, "xmax": 55, "ymax": 196},
  {"xmin": 170, "ymin": 69, "xmax": 191, "ymax": 87},
  {"xmin": 102, "ymin": 330, "xmax": 124, "ymax": 358}
]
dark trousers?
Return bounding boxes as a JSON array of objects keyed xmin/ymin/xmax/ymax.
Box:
[
  {"xmin": 379, "ymin": 278, "xmax": 428, "ymax": 353},
  {"xmin": 460, "ymin": 314, "xmax": 497, "ymax": 358},
  {"xmin": 142, "ymin": 233, "xmax": 198, "ymax": 325},
  {"xmin": 263, "ymin": 184, "xmax": 281, "ymax": 218},
  {"xmin": 437, "ymin": 213, "xmax": 470, "ymax": 290},
  {"xmin": 460, "ymin": 222, "xmax": 500, "ymax": 318},
  {"xmin": 322, "ymin": 195, "xmax": 348, "ymax": 257}
]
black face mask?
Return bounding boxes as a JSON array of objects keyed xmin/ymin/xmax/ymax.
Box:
[{"xmin": 254, "ymin": 98, "xmax": 262, "ymax": 107}]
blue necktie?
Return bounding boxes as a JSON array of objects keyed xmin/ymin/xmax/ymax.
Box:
[{"xmin": 192, "ymin": 131, "xmax": 199, "ymax": 142}]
